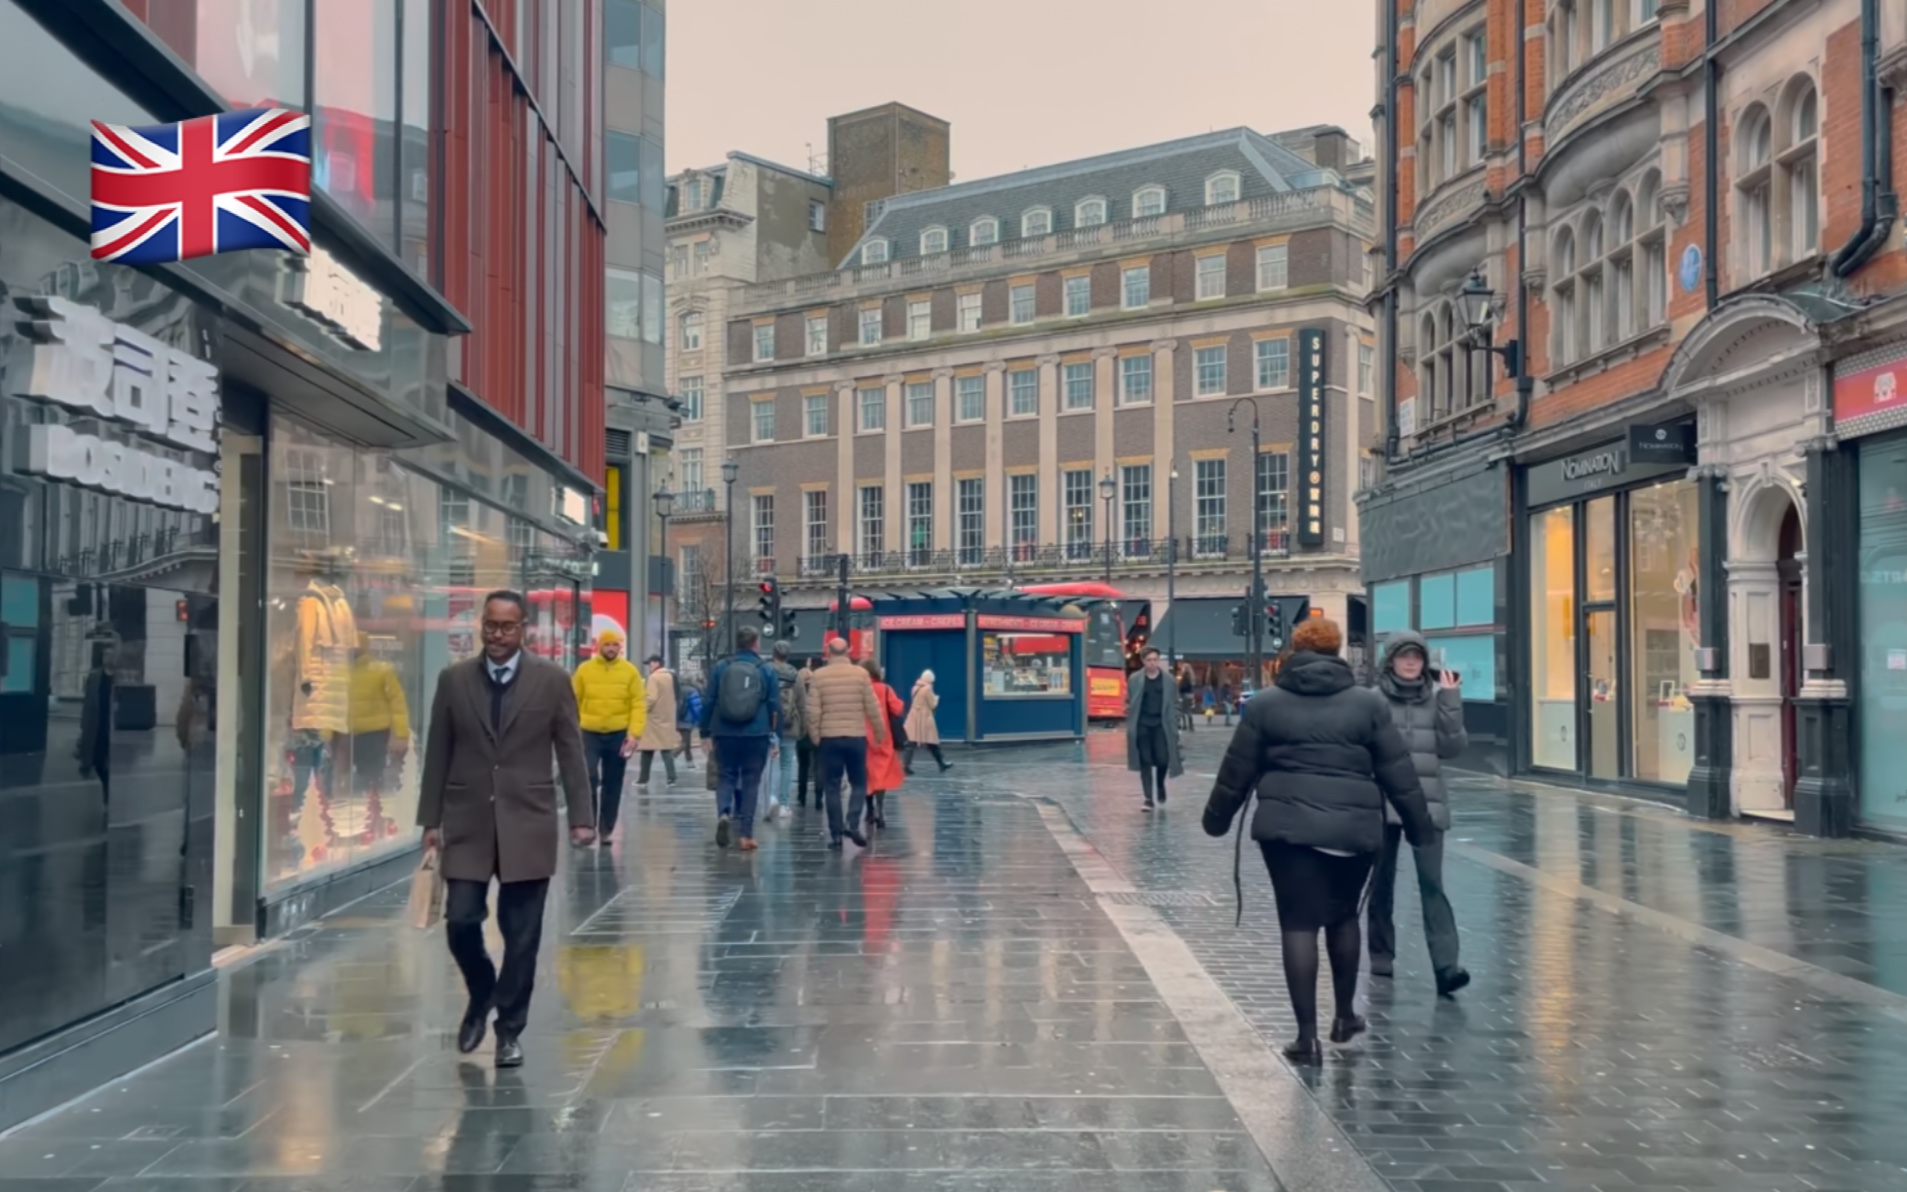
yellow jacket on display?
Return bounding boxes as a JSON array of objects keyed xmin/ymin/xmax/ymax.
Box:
[
  {"xmin": 292, "ymin": 583, "xmax": 357, "ymax": 734},
  {"xmin": 573, "ymin": 655, "xmax": 646, "ymax": 735},
  {"xmin": 347, "ymin": 655, "xmax": 410, "ymax": 737}
]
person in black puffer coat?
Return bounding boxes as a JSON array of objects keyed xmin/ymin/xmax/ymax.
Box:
[
  {"xmin": 1203, "ymin": 617, "xmax": 1437, "ymax": 1066},
  {"xmin": 1369, "ymin": 631, "xmax": 1470, "ymax": 997}
]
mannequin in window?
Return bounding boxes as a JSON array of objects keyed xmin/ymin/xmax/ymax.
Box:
[{"xmin": 289, "ymin": 557, "xmax": 358, "ymax": 861}]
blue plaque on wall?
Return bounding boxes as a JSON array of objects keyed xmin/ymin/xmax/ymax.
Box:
[{"xmin": 1679, "ymin": 244, "xmax": 1703, "ymax": 293}]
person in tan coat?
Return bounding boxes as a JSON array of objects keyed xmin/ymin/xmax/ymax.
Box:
[
  {"xmin": 902, "ymin": 670, "xmax": 952, "ymax": 775},
  {"xmin": 636, "ymin": 655, "xmax": 682, "ymax": 788},
  {"xmin": 805, "ymin": 638, "xmax": 884, "ymax": 849},
  {"xmin": 419, "ymin": 591, "xmax": 593, "ymax": 1069}
]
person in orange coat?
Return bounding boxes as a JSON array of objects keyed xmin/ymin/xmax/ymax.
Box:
[{"xmin": 859, "ymin": 658, "xmax": 907, "ymax": 832}]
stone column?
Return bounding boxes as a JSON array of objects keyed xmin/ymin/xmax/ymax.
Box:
[
  {"xmin": 1037, "ymin": 355, "xmax": 1061, "ymax": 545},
  {"xmin": 1686, "ymin": 465, "xmax": 1733, "ymax": 820},
  {"xmin": 984, "ymin": 363, "xmax": 1007, "ymax": 548},
  {"xmin": 834, "ymin": 382, "xmax": 855, "ymax": 564},
  {"xmin": 1793, "ymin": 435, "xmax": 1855, "ymax": 836},
  {"xmin": 933, "ymin": 368, "xmax": 954, "ymax": 554},
  {"xmin": 883, "ymin": 375, "xmax": 903, "ymax": 555}
]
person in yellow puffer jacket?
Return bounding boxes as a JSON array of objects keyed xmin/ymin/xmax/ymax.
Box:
[
  {"xmin": 345, "ymin": 638, "xmax": 410, "ymax": 837},
  {"xmin": 572, "ymin": 630, "xmax": 646, "ymax": 842}
]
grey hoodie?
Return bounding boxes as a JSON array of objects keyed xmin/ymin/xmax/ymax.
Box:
[{"xmin": 1375, "ymin": 631, "xmax": 1467, "ymax": 830}]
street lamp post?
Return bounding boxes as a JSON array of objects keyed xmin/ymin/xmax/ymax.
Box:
[
  {"xmin": 721, "ymin": 457, "xmax": 739, "ymax": 655},
  {"xmin": 1098, "ymin": 472, "xmax": 1116, "ymax": 585},
  {"xmin": 653, "ymin": 482, "xmax": 675, "ymax": 669},
  {"xmin": 1228, "ymin": 398, "xmax": 1263, "ymax": 690},
  {"xmin": 1167, "ymin": 467, "xmax": 1178, "ymax": 665}
]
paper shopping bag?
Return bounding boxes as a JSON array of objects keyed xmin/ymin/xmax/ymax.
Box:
[{"xmin": 408, "ymin": 848, "xmax": 446, "ymax": 930}]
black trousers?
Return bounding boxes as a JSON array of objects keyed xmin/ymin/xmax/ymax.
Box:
[
  {"xmin": 817, "ymin": 737, "xmax": 869, "ymax": 841},
  {"xmin": 796, "ymin": 736, "xmax": 815, "ymax": 802},
  {"xmin": 1135, "ymin": 722, "xmax": 1170, "ymax": 803},
  {"xmin": 1368, "ymin": 822, "xmax": 1461, "ymax": 976},
  {"xmin": 445, "ymin": 877, "xmax": 550, "ymax": 1040},
  {"xmin": 583, "ymin": 729, "xmax": 629, "ymax": 836}
]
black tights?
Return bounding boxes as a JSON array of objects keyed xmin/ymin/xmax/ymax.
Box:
[{"xmin": 1282, "ymin": 918, "xmax": 1362, "ymax": 1042}]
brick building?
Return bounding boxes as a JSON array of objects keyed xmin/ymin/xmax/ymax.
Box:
[
  {"xmin": 1363, "ymin": 0, "xmax": 1906, "ymax": 834},
  {"xmin": 693, "ymin": 121, "xmax": 1378, "ymax": 678}
]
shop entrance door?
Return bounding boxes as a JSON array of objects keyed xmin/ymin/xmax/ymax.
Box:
[
  {"xmin": 1778, "ymin": 504, "xmax": 1804, "ymax": 809},
  {"xmin": 1585, "ymin": 608, "xmax": 1622, "ymax": 781}
]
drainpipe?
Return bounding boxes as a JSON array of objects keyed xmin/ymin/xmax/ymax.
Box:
[
  {"xmin": 1509, "ymin": 0, "xmax": 1535, "ymax": 431},
  {"xmin": 1704, "ymin": 0, "xmax": 1719, "ymax": 306},
  {"xmin": 1383, "ymin": 0, "xmax": 1402, "ymax": 460},
  {"xmin": 1830, "ymin": 0, "xmax": 1899, "ymax": 278}
]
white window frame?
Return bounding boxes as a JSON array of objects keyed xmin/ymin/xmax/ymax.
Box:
[
  {"xmin": 1119, "ymin": 354, "xmax": 1153, "ymax": 406},
  {"xmin": 1009, "ymin": 284, "xmax": 1036, "ymax": 326},
  {"xmin": 859, "ymin": 308, "xmax": 882, "ymax": 346},
  {"xmin": 805, "ymin": 315, "xmax": 827, "ymax": 358},
  {"xmin": 1193, "ymin": 458, "xmax": 1228, "ymax": 556},
  {"xmin": 1075, "ymin": 197, "xmax": 1108, "ymax": 228},
  {"xmin": 906, "ymin": 381, "xmax": 935, "ymax": 428},
  {"xmin": 1132, "ymin": 185, "xmax": 1167, "ymax": 218},
  {"xmin": 1063, "ymin": 362, "xmax": 1095, "ymax": 411},
  {"xmin": 752, "ymin": 399, "xmax": 776, "ymax": 443},
  {"xmin": 955, "ymin": 374, "xmax": 985, "ymax": 423},
  {"xmin": 1357, "ymin": 344, "xmax": 1374, "ymax": 397},
  {"xmin": 858, "ymin": 485, "xmax": 884, "ymax": 560},
  {"xmin": 1255, "ymin": 338, "xmax": 1290, "ymax": 390},
  {"xmin": 907, "ymin": 299, "xmax": 931, "ymax": 342},
  {"xmin": 1121, "ymin": 266, "xmax": 1150, "ymax": 310},
  {"xmin": 808, "ymin": 200, "xmax": 826, "ymax": 232},
  {"xmin": 1065, "ymin": 275, "xmax": 1092, "ymax": 317},
  {"xmin": 678, "ymin": 310, "xmax": 703, "ymax": 350},
  {"xmin": 957, "ymin": 292, "xmax": 982, "ymax": 333},
  {"xmin": 680, "ymin": 375, "xmax": 704, "ymax": 422},
  {"xmin": 753, "ymin": 323, "xmax": 774, "ymax": 363},
  {"xmin": 1009, "ymin": 368, "xmax": 1038, "ymax": 417},
  {"xmin": 1195, "ymin": 345, "xmax": 1228, "ymax": 396},
  {"xmin": 906, "ymin": 481, "xmax": 933, "ymax": 565},
  {"xmin": 1256, "ymin": 244, "xmax": 1289, "ymax": 291},
  {"xmin": 1009, "ymin": 474, "xmax": 1038, "ymax": 557},
  {"xmin": 1021, "ymin": 207, "xmax": 1053, "ymax": 237},
  {"xmin": 1196, "ymin": 253, "xmax": 1227, "ymax": 301},
  {"xmin": 804, "ymin": 489, "xmax": 829, "ymax": 566},
  {"xmin": 919, "ymin": 225, "xmax": 949, "ymax": 256},
  {"xmin": 1120, "ymin": 464, "xmax": 1154, "ymax": 547},
  {"xmin": 752, "ymin": 494, "xmax": 775, "ymax": 565},
  {"xmin": 1204, "ymin": 171, "xmax": 1241, "ymax": 206},
  {"xmin": 858, "ymin": 386, "xmax": 885, "ymax": 432},
  {"xmin": 1063, "ymin": 469, "xmax": 1094, "ymax": 559},
  {"xmin": 970, "ymin": 217, "xmax": 1000, "ymax": 246},
  {"xmin": 956, "ymin": 477, "xmax": 985, "ymax": 564},
  {"xmin": 677, "ymin": 448, "xmax": 704, "ymax": 500},
  {"xmin": 804, "ymin": 393, "xmax": 829, "ymax": 438},
  {"xmin": 862, "ymin": 238, "xmax": 890, "ymax": 265}
]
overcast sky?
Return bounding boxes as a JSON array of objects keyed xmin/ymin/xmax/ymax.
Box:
[{"xmin": 665, "ymin": 0, "xmax": 1378, "ymax": 182}]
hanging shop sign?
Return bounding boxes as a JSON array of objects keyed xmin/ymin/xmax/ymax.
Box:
[
  {"xmin": 282, "ymin": 246, "xmax": 383, "ymax": 350},
  {"xmin": 7, "ymin": 295, "xmax": 220, "ymax": 513},
  {"xmin": 1832, "ymin": 343, "xmax": 1907, "ymax": 436},
  {"xmin": 1627, "ymin": 420, "xmax": 1696, "ymax": 466},
  {"xmin": 1296, "ymin": 327, "xmax": 1327, "ymax": 548}
]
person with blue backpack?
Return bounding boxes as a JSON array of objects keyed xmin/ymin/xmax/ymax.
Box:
[{"xmin": 699, "ymin": 626, "xmax": 779, "ymax": 851}]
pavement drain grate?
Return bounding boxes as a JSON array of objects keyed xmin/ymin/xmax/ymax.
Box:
[{"xmin": 1102, "ymin": 890, "xmax": 1219, "ymax": 908}]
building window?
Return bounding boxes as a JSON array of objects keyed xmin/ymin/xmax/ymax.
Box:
[
  {"xmin": 1640, "ymin": 170, "xmax": 1666, "ymax": 329},
  {"xmin": 283, "ymin": 447, "xmax": 330, "ymax": 534},
  {"xmin": 858, "ymin": 385, "xmax": 885, "ymax": 431},
  {"xmin": 1119, "ymin": 354, "xmax": 1153, "ymax": 405},
  {"xmin": 1076, "ymin": 197, "xmax": 1108, "ymax": 228},
  {"xmin": 859, "ymin": 308, "xmax": 882, "ymax": 346},
  {"xmin": 1064, "ymin": 469, "xmax": 1095, "ymax": 559},
  {"xmin": 804, "ymin": 393, "xmax": 829, "ymax": 438},
  {"xmin": 1256, "ymin": 244, "xmax": 1288, "ymax": 291},
  {"xmin": 862, "ymin": 238, "xmax": 890, "ymax": 265},
  {"xmin": 1132, "ymin": 186, "xmax": 1167, "ymax": 218},
  {"xmin": 958, "ymin": 292, "xmax": 982, "ymax": 332},
  {"xmin": 906, "ymin": 381, "xmax": 935, "ymax": 427},
  {"xmin": 1022, "ymin": 207, "xmax": 1053, "ymax": 237},
  {"xmin": 806, "ymin": 316, "xmax": 828, "ymax": 357},
  {"xmin": 804, "ymin": 490, "xmax": 829, "ymax": 565},
  {"xmin": 1063, "ymin": 361, "xmax": 1095, "ymax": 410},
  {"xmin": 956, "ymin": 375, "xmax": 985, "ymax": 422},
  {"xmin": 679, "ymin": 310, "xmax": 703, "ymax": 350},
  {"xmin": 677, "ymin": 544, "xmax": 701, "ymax": 607},
  {"xmin": 907, "ymin": 300, "xmax": 931, "ymax": 341},
  {"xmin": 693, "ymin": 240, "xmax": 711, "ymax": 275},
  {"xmin": 1009, "ymin": 368, "xmax": 1038, "ymax": 416},
  {"xmin": 1785, "ymin": 81, "xmax": 1820, "ymax": 261},
  {"xmin": 1009, "ymin": 474, "xmax": 1038, "ymax": 559},
  {"xmin": 957, "ymin": 478, "xmax": 985, "ymax": 564},
  {"xmin": 906, "ymin": 481, "xmax": 933, "ymax": 565},
  {"xmin": 1739, "ymin": 104, "xmax": 1774, "ymax": 277},
  {"xmin": 1582, "ymin": 210, "xmax": 1606, "ymax": 351},
  {"xmin": 1255, "ymin": 338, "xmax": 1290, "ymax": 390},
  {"xmin": 1010, "ymin": 284, "xmax": 1036, "ymax": 325},
  {"xmin": 752, "ymin": 399, "xmax": 776, "ymax": 443},
  {"xmin": 1357, "ymin": 344, "xmax": 1374, "ymax": 397},
  {"xmin": 753, "ymin": 324, "xmax": 774, "ymax": 363},
  {"xmin": 1256, "ymin": 452, "xmax": 1289, "ymax": 547},
  {"xmin": 809, "ymin": 200, "xmax": 826, "ymax": 232},
  {"xmin": 680, "ymin": 375, "xmax": 704, "ymax": 422},
  {"xmin": 1610, "ymin": 192, "xmax": 1637, "ymax": 342},
  {"xmin": 971, "ymin": 217, "xmax": 1000, "ymax": 246},
  {"xmin": 678, "ymin": 449, "xmax": 704, "ymax": 499},
  {"xmin": 1122, "ymin": 266, "xmax": 1150, "ymax": 310},
  {"xmin": 1121, "ymin": 464, "xmax": 1153, "ymax": 549},
  {"xmin": 1065, "ymin": 275, "xmax": 1091, "ymax": 317},
  {"xmin": 1194, "ymin": 458, "xmax": 1228, "ymax": 556},
  {"xmin": 920, "ymin": 226, "xmax": 949, "ymax": 255},
  {"xmin": 1205, "ymin": 172, "xmax": 1240, "ymax": 206},
  {"xmin": 1195, "ymin": 345, "xmax": 1228, "ymax": 396},
  {"xmin": 1197, "ymin": 254, "xmax": 1227, "ymax": 300},
  {"xmin": 607, "ymin": 268, "xmax": 641, "ymax": 338},
  {"xmin": 1551, "ymin": 229, "xmax": 1577, "ymax": 366},
  {"xmin": 752, "ymin": 494, "xmax": 775, "ymax": 566},
  {"xmin": 858, "ymin": 485, "xmax": 884, "ymax": 560}
]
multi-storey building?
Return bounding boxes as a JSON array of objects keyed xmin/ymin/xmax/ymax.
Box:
[
  {"xmin": 713, "ymin": 125, "xmax": 1378, "ymax": 679},
  {"xmin": 1364, "ymin": 0, "xmax": 1905, "ymax": 834}
]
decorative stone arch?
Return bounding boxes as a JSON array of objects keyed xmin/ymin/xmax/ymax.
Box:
[
  {"xmin": 1728, "ymin": 464, "xmax": 1805, "ymax": 566},
  {"xmin": 1659, "ymin": 293, "xmax": 1823, "ymax": 401}
]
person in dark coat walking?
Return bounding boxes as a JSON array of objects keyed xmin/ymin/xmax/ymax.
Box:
[
  {"xmin": 1126, "ymin": 647, "xmax": 1182, "ymax": 810},
  {"xmin": 1203, "ymin": 617, "xmax": 1437, "ymax": 1066},
  {"xmin": 1368, "ymin": 631, "xmax": 1470, "ymax": 995}
]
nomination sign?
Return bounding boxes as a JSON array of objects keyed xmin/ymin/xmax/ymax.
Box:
[
  {"xmin": 8, "ymin": 296, "xmax": 220, "ymax": 514},
  {"xmin": 1296, "ymin": 327, "xmax": 1327, "ymax": 548}
]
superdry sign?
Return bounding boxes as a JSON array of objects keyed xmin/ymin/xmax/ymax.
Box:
[
  {"xmin": 1833, "ymin": 344, "xmax": 1907, "ymax": 436},
  {"xmin": 1296, "ymin": 327, "xmax": 1327, "ymax": 548}
]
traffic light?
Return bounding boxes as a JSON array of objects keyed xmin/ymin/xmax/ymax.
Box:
[
  {"xmin": 758, "ymin": 578, "xmax": 780, "ymax": 628},
  {"xmin": 1265, "ymin": 599, "xmax": 1285, "ymax": 652},
  {"xmin": 1231, "ymin": 602, "xmax": 1248, "ymax": 638},
  {"xmin": 780, "ymin": 607, "xmax": 799, "ymax": 640}
]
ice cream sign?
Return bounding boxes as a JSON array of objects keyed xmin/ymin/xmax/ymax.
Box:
[{"xmin": 1834, "ymin": 346, "xmax": 1907, "ymax": 430}]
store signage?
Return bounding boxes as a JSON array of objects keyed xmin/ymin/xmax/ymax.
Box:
[
  {"xmin": 1296, "ymin": 327, "xmax": 1327, "ymax": 548},
  {"xmin": 7, "ymin": 295, "xmax": 220, "ymax": 513},
  {"xmin": 1833, "ymin": 344, "xmax": 1907, "ymax": 430},
  {"xmin": 1527, "ymin": 436, "xmax": 1691, "ymax": 508},
  {"xmin": 1627, "ymin": 421, "xmax": 1696, "ymax": 465},
  {"xmin": 283, "ymin": 247, "xmax": 382, "ymax": 350},
  {"xmin": 977, "ymin": 614, "xmax": 1082, "ymax": 633},
  {"xmin": 879, "ymin": 613, "xmax": 965, "ymax": 630}
]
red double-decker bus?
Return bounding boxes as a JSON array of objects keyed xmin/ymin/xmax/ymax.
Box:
[{"xmin": 1017, "ymin": 582, "xmax": 1151, "ymax": 719}]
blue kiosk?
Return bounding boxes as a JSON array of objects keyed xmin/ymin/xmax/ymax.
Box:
[{"xmin": 869, "ymin": 589, "xmax": 1088, "ymax": 744}]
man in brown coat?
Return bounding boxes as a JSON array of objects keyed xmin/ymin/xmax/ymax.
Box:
[
  {"xmin": 805, "ymin": 638, "xmax": 884, "ymax": 850},
  {"xmin": 419, "ymin": 590, "xmax": 593, "ymax": 1068}
]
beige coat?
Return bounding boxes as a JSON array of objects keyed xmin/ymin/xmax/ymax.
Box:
[
  {"xmin": 806, "ymin": 656, "xmax": 884, "ymax": 743},
  {"xmin": 637, "ymin": 666, "xmax": 683, "ymax": 752},
  {"xmin": 418, "ymin": 655, "xmax": 592, "ymax": 884},
  {"xmin": 904, "ymin": 679, "xmax": 942, "ymax": 745}
]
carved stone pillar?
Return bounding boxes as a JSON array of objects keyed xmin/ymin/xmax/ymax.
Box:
[
  {"xmin": 1686, "ymin": 465, "xmax": 1733, "ymax": 820},
  {"xmin": 1792, "ymin": 435, "xmax": 1855, "ymax": 836}
]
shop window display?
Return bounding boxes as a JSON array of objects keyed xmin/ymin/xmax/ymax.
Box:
[
  {"xmin": 1629, "ymin": 480, "xmax": 1699, "ymax": 784},
  {"xmin": 1857, "ymin": 439, "xmax": 1907, "ymax": 834},
  {"xmin": 982, "ymin": 633, "xmax": 1073, "ymax": 697},
  {"xmin": 1530, "ymin": 506, "xmax": 1576, "ymax": 769}
]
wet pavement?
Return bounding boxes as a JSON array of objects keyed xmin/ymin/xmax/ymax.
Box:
[{"xmin": 6, "ymin": 730, "xmax": 1907, "ymax": 1192}]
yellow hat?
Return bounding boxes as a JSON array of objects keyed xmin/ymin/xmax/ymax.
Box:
[{"xmin": 597, "ymin": 628, "xmax": 624, "ymax": 645}]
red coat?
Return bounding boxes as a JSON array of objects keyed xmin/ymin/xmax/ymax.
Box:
[{"xmin": 866, "ymin": 682, "xmax": 907, "ymax": 793}]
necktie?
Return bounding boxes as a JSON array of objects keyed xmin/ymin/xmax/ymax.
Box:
[{"xmin": 487, "ymin": 664, "xmax": 513, "ymax": 733}]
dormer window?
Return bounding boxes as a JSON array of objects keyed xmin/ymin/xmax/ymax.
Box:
[
  {"xmin": 970, "ymin": 217, "xmax": 1000, "ymax": 246},
  {"xmin": 1205, "ymin": 171, "xmax": 1241, "ymax": 206},
  {"xmin": 920, "ymin": 226, "xmax": 949, "ymax": 255},
  {"xmin": 862, "ymin": 238, "xmax": 890, "ymax": 265},
  {"xmin": 1076, "ymin": 197, "xmax": 1108, "ymax": 228},
  {"xmin": 682, "ymin": 178, "xmax": 704, "ymax": 210},
  {"xmin": 1022, "ymin": 207, "xmax": 1053, "ymax": 237},
  {"xmin": 1133, "ymin": 186, "xmax": 1167, "ymax": 218}
]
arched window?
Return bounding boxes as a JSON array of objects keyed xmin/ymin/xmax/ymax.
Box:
[
  {"xmin": 970, "ymin": 217, "xmax": 1000, "ymax": 247},
  {"xmin": 1132, "ymin": 186, "xmax": 1167, "ymax": 219},
  {"xmin": 919, "ymin": 226, "xmax": 949, "ymax": 256},
  {"xmin": 1737, "ymin": 104, "xmax": 1774, "ymax": 276},
  {"xmin": 1552, "ymin": 227, "xmax": 1577, "ymax": 366},
  {"xmin": 1608, "ymin": 192, "xmax": 1636, "ymax": 342},
  {"xmin": 1021, "ymin": 207, "xmax": 1053, "ymax": 237},
  {"xmin": 1636, "ymin": 169, "xmax": 1667, "ymax": 327},
  {"xmin": 1781, "ymin": 78, "xmax": 1820, "ymax": 260},
  {"xmin": 1419, "ymin": 311, "xmax": 1441, "ymax": 420},
  {"xmin": 862, "ymin": 238, "xmax": 890, "ymax": 266},
  {"xmin": 1205, "ymin": 171, "xmax": 1241, "ymax": 206},
  {"xmin": 1075, "ymin": 197, "xmax": 1108, "ymax": 228}
]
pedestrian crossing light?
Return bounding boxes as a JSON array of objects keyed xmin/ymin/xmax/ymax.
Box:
[
  {"xmin": 1231, "ymin": 602, "xmax": 1248, "ymax": 638},
  {"xmin": 758, "ymin": 578, "xmax": 780, "ymax": 628},
  {"xmin": 1265, "ymin": 600, "xmax": 1284, "ymax": 652},
  {"xmin": 780, "ymin": 607, "xmax": 799, "ymax": 640}
]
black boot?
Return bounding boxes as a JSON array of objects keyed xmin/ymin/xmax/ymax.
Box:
[
  {"xmin": 903, "ymin": 744, "xmax": 916, "ymax": 777},
  {"xmin": 1140, "ymin": 770, "xmax": 1156, "ymax": 811},
  {"xmin": 872, "ymin": 791, "xmax": 887, "ymax": 829}
]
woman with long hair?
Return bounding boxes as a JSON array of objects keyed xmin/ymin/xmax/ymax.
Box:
[
  {"xmin": 903, "ymin": 670, "xmax": 951, "ymax": 775},
  {"xmin": 859, "ymin": 658, "xmax": 906, "ymax": 831},
  {"xmin": 1202, "ymin": 617, "xmax": 1437, "ymax": 1065}
]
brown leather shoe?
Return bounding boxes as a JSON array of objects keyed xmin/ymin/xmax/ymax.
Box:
[{"xmin": 739, "ymin": 837, "xmax": 759, "ymax": 852}]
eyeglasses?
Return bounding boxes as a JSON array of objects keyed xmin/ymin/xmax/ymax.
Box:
[{"xmin": 481, "ymin": 620, "xmax": 524, "ymax": 637}]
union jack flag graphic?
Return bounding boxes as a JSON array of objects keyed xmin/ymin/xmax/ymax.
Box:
[{"xmin": 91, "ymin": 108, "xmax": 312, "ymax": 264}]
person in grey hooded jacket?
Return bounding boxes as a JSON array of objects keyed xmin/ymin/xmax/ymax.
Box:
[{"xmin": 1368, "ymin": 631, "xmax": 1470, "ymax": 996}]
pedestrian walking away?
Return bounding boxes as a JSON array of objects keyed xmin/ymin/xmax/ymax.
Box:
[
  {"xmin": 806, "ymin": 638, "xmax": 884, "ymax": 849},
  {"xmin": 795, "ymin": 657, "xmax": 819, "ymax": 807},
  {"xmin": 759, "ymin": 641, "xmax": 804, "ymax": 824},
  {"xmin": 1368, "ymin": 631, "xmax": 1470, "ymax": 996},
  {"xmin": 419, "ymin": 590, "xmax": 594, "ymax": 1069},
  {"xmin": 861, "ymin": 659, "xmax": 906, "ymax": 832},
  {"xmin": 1126, "ymin": 647, "xmax": 1182, "ymax": 811},
  {"xmin": 902, "ymin": 669, "xmax": 951, "ymax": 775},
  {"xmin": 700, "ymin": 626, "xmax": 779, "ymax": 852},
  {"xmin": 1177, "ymin": 661, "xmax": 1196, "ymax": 733},
  {"xmin": 571, "ymin": 628, "xmax": 645, "ymax": 843},
  {"xmin": 677, "ymin": 680, "xmax": 703, "ymax": 768},
  {"xmin": 636, "ymin": 654, "xmax": 682, "ymax": 789},
  {"xmin": 1218, "ymin": 681, "xmax": 1234, "ymax": 726},
  {"xmin": 1201, "ymin": 616, "xmax": 1436, "ymax": 1067}
]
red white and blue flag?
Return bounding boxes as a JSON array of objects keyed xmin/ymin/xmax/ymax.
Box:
[{"xmin": 90, "ymin": 108, "xmax": 312, "ymax": 264}]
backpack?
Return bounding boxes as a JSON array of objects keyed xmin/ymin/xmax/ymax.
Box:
[
  {"xmin": 775, "ymin": 665, "xmax": 805, "ymax": 737},
  {"xmin": 716, "ymin": 658, "xmax": 768, "ymax": 725}
]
